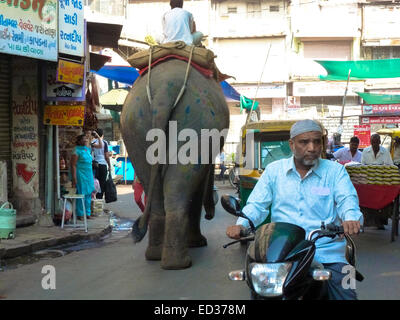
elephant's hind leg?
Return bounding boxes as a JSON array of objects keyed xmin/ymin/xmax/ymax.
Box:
[
  {"xmin": 161, "ymin": 206, "xmax": 192, "ymax": 270},
  {"xmin": 161, "ymin": 187, "xmax": 192, "ymax": 270},
  {"xmin": 187, "ymin": 186, "xmax": 207, "ymax": 248},
  {"xmin": 145, "ymin": 181, "xmax": 165, "ymax": 261}
]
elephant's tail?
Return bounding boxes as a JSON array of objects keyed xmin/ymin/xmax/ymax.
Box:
[{"xmin": 131, "ymin": 164, "xmax": 159, "ymax": 243}]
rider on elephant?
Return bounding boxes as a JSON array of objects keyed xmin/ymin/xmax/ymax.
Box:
[{"xmin": 161, "ymin": 0, "xmax": 204, "ymax": 46}]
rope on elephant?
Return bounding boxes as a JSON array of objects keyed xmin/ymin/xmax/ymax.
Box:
[
  {"xmin": 145, "ymin": 43, "xmax": 195, "ymax": 109},
  {"xmin": 172, "ymin": 45, "xmax": 195, "ymax": 109},
  {"xmin": 146, "ymin": 46, "xmax": 153, "ymax": 105}
]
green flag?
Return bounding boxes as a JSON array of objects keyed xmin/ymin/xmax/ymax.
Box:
[{"xmin": 240, "ymin": 95, "xmax": 259, "ymax": 114}]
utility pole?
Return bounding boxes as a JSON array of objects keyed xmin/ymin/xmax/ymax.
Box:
[{"xmin": 337, "ymin": 69, "xmax": 351, "ymax": 143}]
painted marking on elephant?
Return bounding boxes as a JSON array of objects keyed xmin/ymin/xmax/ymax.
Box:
[
  {"xmin": 139, "ymin": 109, "xmax": 144, "ymax": 118},
  {"xmin": 167, "ymin": 81, "xmax": 177, "ymax": 98},
  {"xmin": 185, "ymin": 105, "xmax": 190, "ymax": 114},
  {"xmin": 210, "ymin": 109, "xmax": 215, "ymax": 117}
]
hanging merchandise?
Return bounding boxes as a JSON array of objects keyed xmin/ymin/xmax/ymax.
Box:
[
  {"xmin": 60, "ymin": 156, "xmax": 66, "ymax": 170},
  {"xmin": 83, "ymin": 76, "xmax": 99, "ymax": 131}
]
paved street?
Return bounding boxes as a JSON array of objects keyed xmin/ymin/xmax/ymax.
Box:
[{"xmin": 0, "ymin": 183, "xmax": 400, "ymax": 300}]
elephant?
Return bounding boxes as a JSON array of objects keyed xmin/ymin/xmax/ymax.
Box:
[{"xmin": 120, "ymin": 58, "xmax": 230, "ymax": 270}]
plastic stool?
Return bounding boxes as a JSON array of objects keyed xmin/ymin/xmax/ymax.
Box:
[{"xmin": 61, "ymin": 194, "xmax": 88, "ymax": 233}]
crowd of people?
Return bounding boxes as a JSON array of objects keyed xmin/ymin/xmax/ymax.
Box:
[{"xmin": 329, "ymin": 133, "xmax": 395, "ymax": 166}]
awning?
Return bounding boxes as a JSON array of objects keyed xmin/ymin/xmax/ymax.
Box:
[
  {"xmin": 87, "ymin": 21, "xmax": 123, "ymax": 49},
  {"xmin": 100, "ymin": 88, "xmax": 129, "ymax": 112},
  {"xmin": 94, "ymin": 65, "xmax": 140, "ymax": 85},
  {"xmin": 90, "ymin": 52, "xmax": 111, "ymax": 71},
  {"xmin": 316, "ymin": 59, "xmax": 400, "ymax": 80},
  {"xmin": 357, "ymin": 92, "xmax": 400, "ymax": 105}
]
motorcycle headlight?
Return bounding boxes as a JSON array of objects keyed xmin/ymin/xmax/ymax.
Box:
[{"xmin": 250, "ymin": 262, "xmax": 292, "ymax": 297}]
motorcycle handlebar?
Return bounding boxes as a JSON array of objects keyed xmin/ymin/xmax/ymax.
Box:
[
  {"xmin": 308, "ymin": 223, "xmax": 345, "ymax": 242},
  {"xmin": 239, "ymin": 228, "xmax": 251, "ymax": 237},
  {"xmin": 326, "ymin": 223, "xmax": 344, "ymax": 233}
]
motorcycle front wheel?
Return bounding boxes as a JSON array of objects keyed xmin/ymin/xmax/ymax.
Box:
[{"xmin": 213, "ymin": 188, "xmax": 218, "ymax": 205}]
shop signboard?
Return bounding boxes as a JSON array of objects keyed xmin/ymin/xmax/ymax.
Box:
[
  {"xmin": 293, "ymin": 81, "xmax": 364, "ymax": 97},
  {"xmin": 57, "ymin": 58, "xmax": 84, "ymax": 85},
  {"xmin": 235, "ymin": 84, "xmax": 287, "ymax": 98},
  {"xmin": 43, "ymin": 62, "xmax": 85, "ymax": 101},
  {"xmin": 287, "ymin": 96, "xmax": 301, "ymax": 114},
  {"xmin": 353, "ymin": 125, "xmax": 371, "ymax": 149},
  {"xmin": 11, "ymin": 57, "xmax": 39, "ymax": 198},
  {"xmin": 362, "ymin": 104, "xmax": 400, "ymax": 115},
  {"xmin": 43, "ymin": 105, "xmax": 85, "ymax": 126},
  {"xmin": 0, "ymin": 0, "xmax": 58, "ymax": 61},
  {"xmin": 58, "ymin": 0, "xmax": 84, "ymax": 57},
  {"xmin": 361, "ymin": 116, "xmax": 400, "ymax": 125}
]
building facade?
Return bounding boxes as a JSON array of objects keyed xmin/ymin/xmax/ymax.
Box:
[{"xmin": 90, "ymin": 0, "xmax": 400, "ymax": 149}]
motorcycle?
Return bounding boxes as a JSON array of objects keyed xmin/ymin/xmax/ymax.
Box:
[{"xmin": 221, "ymin": 195, "xmax": 364, "ymax": 300}]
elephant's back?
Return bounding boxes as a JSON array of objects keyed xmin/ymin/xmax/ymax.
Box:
[
  {"xmin": 120, "ymin": 59, "xmax": 229, "ymax": 163},
  {"xmin": 121, "ymin": 58, "xmax": 229, "ymax": 130}
]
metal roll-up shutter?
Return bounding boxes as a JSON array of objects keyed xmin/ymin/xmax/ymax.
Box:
[{"xmin": 0, "ymin": 54, "xmax": 12, "ymax": 194}]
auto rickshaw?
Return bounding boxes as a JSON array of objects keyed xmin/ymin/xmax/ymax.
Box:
[
  {"xmin": 376, "ymin": 128, "xmax": 400, "ymax": 164},
  {"xmin": 236, "ymin": 119, "xmax": 328, "ymax": 223}
]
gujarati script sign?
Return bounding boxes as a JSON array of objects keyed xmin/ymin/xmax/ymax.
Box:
[
  {"xmin": 11, "ymin": 56, "xmax": 39, "ymax": 197},
  {"xmin": 0, "ymin": 0, "xmax": 58, "ymax": 61},
  {"xmin": 57, "ymin": 58, "xmax": 84, "ymax": 85},
  {"xmin": 58, "ymin": 0, "xmax": 84, "ymax": 57},
  {"xmin": 43, "ymin": 62, "xmax": 85, "ymax": 101},
  {"xmin": 362, "ymin": 104, "xmax": 400, "ymax": 115},
  {"xmin": 44, "ymin": 105, "xmax": 85, "ymax": 126}
]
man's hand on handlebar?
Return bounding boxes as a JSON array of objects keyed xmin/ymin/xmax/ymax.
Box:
[
  {"xmin": 342, "ymin": 220, "xmax": 361, "ymax": 236},
  {"xmin": 226, "ymin": 225, "xmax": 246, "ymax": 239}
]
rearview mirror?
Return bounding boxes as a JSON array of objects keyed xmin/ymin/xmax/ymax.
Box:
[{"xmin": 221, "ymin": 195, "xmax": 241, "ymax": 216}]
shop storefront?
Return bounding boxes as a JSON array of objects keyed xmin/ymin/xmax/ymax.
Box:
[
  {"xmin": 0, "ymin": 0, "xmax": 122, "ymax": 224},
  {"xmin": 0, "ymin": 54, "xmax": 12, "ymax": 199},
  {"xmin": 0, "ymin": 0, "xmax": 58, "ymax": 224}
]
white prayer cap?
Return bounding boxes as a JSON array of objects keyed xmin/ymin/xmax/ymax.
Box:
[{"xmin": 290, "ymin": 119, "xmax": 322, "ymax": 139}]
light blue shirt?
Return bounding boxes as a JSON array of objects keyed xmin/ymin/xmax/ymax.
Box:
[
  {"xmin": 162, "ymin": 8, "xmax": 194, "ymax": 45},
  {"xmin": 237, "ymin": 156, "xmax": 363, "ymax": 264}
]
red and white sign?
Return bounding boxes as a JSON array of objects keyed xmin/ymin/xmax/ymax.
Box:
[
  {"xmin": 361, "ymin": 116, "xmax": 400, "ymax": 124},
  {"xmin": 354, "ymin": 125, "xmax": 371, "ymax": 149},
  {"xmin": 287, "ymin": 96, "xmax": 301, "ymax": 110}
]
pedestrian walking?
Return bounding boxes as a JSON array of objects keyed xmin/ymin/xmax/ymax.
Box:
[
  {"xmin": 91, "ymin": 128, "xmax": 111, "ymax": 199},
  {"xmin": 218, "ymin": 150, "xmax": 226, "ymax": 182}
]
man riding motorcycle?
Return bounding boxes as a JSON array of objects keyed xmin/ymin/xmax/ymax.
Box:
[{"xmin": 226, "ymin": 119, "xmax": 363, "ymax": 300}]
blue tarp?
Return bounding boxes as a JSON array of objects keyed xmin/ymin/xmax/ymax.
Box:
[{"xmin": 92, "ymin": 65, "xmax": 241, "ymax": 101}]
